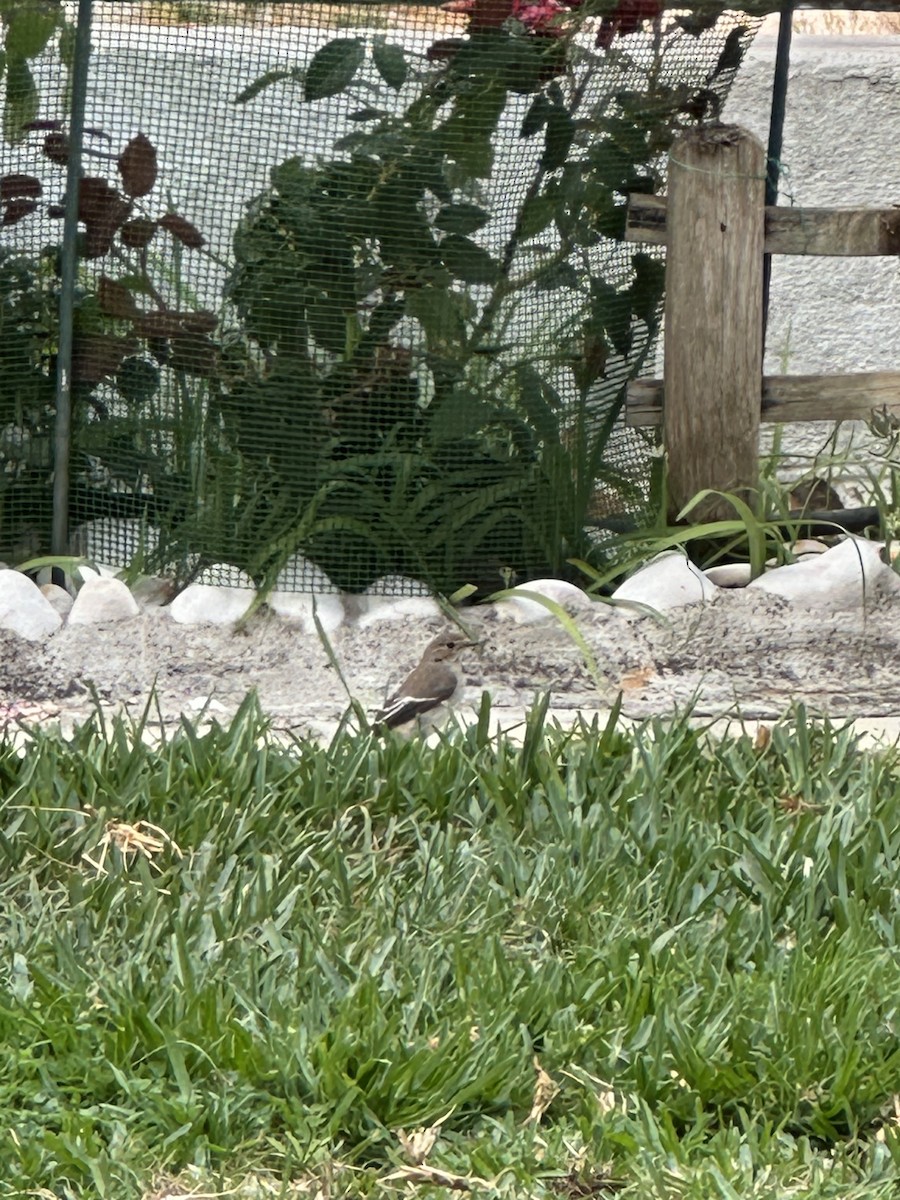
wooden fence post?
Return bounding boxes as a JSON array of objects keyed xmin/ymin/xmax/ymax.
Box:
[{"xmin": 663, "ymin": 125, "xmax": 766, "ymax": 521}]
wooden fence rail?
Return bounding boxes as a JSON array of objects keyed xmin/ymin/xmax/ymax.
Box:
[{"xmin": 624, "ymin": 123, "xmax": 900, "ymax": 520}]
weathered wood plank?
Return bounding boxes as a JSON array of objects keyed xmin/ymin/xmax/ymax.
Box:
[
  {"xmin": 626, "ymin": 372, "xmax": 900, "ymax": 426},
  {"xmin": 626, "ymin": 194, "xmax": 900, "ymax": 256},
  {"xmin": 662, "ymin": 125, "xmax": 765, "ymax": 520}
]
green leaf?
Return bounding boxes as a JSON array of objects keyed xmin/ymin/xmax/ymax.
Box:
[
  {"xmin": 430, "ymin": 388, "xmax": 493, "ymax": 443},
  {"xmin": 348, "ymin": 106, "xmax": 387, "ymax": 122},
  {"xmin": 436, "ymin": 83, "xmax": 507, "ymax": 180},
  {"xmin": 518, "ymin": 193, "xmax": 555, "ymax": 240},
  {"xmin": 4, "ymin": 57, "xmax": 38, "ymax": 145},
  {"xmin": 535, "ymin": 261, "xmax": 580, "ymax": 292},
  {"xmin": 440, "ymin": 234, "xmax": 499, "ymax": 285},
  {"xmin": 521, "ymin": 93, "xmax": 552, "ymax": 139},
  {"xmin": 405, "ymin": 287, "xmax": 469, "ymax": 348},
  {"xmin": 434, "ymin": 203, "xmax": 491, "ymax": 236},
  {"xmin": 593, "ymin": 200, "xmax": 627, "ymax": 240},
  {"xmin": 590, "ymin": 278, "xmax": 633, "ymax": 359},
  {"xmin": 515, "ymin": 364, "xmax": 560, "ymax": 444},
  {"xmin": 234, "ymin": 66, "xmax": 304, "ymax": 104},
  {"xmin": 304, "ymin": 38, "xmax": 365, "ymax": 102},
  {"xmin": 541, "ymin": 105, "xmax": 575, "ymax": 172},
  {"xmin": 372, "ymin": 37, "xmax": 407, "ymax": 90},
  {"xmin": 15, "ymin": 554, "xmax": 96, "ymax": 574},
  {"xmin": 629, "ymin": 251, "xmax": 666, "ymax": 329},
  {"xmin": 678, "ymin": 490, "xmax": 768, "ymax": 579},
  {"xmin": 4, "ymin": 1, "xmax": 58, "ymax": 59},
  {"xmin": 58, "ymin": 19, "xmax": 75, "ymax": 68}
]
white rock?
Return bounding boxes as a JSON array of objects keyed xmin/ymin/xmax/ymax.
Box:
[
  {"xmin": 169, "ymin": 583, "xmax": 256, "ymax": 625},
  {"xmin": 358, "ymin": 594, "xmax": 442, "ymax": 627},
  {"xmin": 269, "ymin": 591, "xmax": 345, "ymax": 633},
  {"xmin": 789, "ymin": 539, "xmax": 830, "ymax": 558},
  {"xmin": 495, "ymin": 578, "xmax": 596, "ymax": 624},
  {"xmin": 68, "ymin": 577, "xmax": 140, "ymax": 625},
  {"xmin": 748, "ymin": 536, "xmax": 897, "ymax": 608},
  {"xmin": 365, "ymin": 574, "xmax": 432, "ymax": 596},
  {"xmin": 0, "ymin": 570, "xmax": 62, "ymax": 640},
  {"xmin": 197, "ymin": 563, "xmax": 256, "ymax": 589},
  {"xmin": 40, "ymin": 583, "xmax": 75, "ymax": 619},
  {"xmin": 704, "ymin": 563, "xmax": 753, "ymax": 588},
  {"xmin": 356, "ymin": 575, "xmax": 442, "ymax": 627},
  {"xmin": 612, "ymin": 552, "xmax": 718, "ymax": 613},
  {"xmin": 766, "ymin": 539, "xmax": 832, "ymax": 568},
  {"xmin": 274, "ymin": 554, "xmax": 339, "ymax": 593}
]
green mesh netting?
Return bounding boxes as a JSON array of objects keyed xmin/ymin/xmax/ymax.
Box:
[{"xmin": 0, "ymin": 0, "xmax": 760, "ymax": 594}]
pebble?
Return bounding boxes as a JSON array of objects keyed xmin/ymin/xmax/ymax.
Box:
[
  {"xmin": 612, "ymin": 552, "xmax": 718, "ymax": 613},
  {"xmin": 749, "ymin": 537, "xmax": 898, "ymax": 609},
  {"xmin": 275, "ymin": 554, "xmax": 339, "ymax": 593},
  {"xmin": 40, "ymin": 583, "xmax": 75, "ymax": 619},
  {"xmin": 356, "ymin": 575, "xmax": 443, "ymax": 627},
  {"xmin": 704, "ymin": 563, "xmax": 753, "ymax": 588},
  {"xmin": 268, "ymin": 558, "xmax": 345, "ymax": 631},
  {"xmin": 68, "ymin": 577, "xmax": 141, "ymax": 625},
  {"xmin": 494, "ymin": 578, "xmax": 597, "ymax": 624},
  {"xmin": 268, "ymin": 591, "xmax": 345, "ymax": 633},
  {"xmin": 0, "ymin": 570, "xmax": 62, "ymax": 640},
  {"xmin": 169, "ymin": 582, "xmax": 256, "ymax": 625},
  {"xmin": 197, "ymin": 564, "xmax": 256, "ymax": 589}
]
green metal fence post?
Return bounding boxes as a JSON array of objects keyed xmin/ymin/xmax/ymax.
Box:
[{"xmin": 52, "ymin": 0, "xmax": 93, "ymax": 560}]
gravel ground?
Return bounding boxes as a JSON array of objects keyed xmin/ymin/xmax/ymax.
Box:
[{"xmin": 4, "ymin": 583, "xmax": 900, "ymax": 740}]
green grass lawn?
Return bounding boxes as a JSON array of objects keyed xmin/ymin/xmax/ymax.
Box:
[{"xmin": 3, "ymin": 696, "xmax": 900, "ymax": 1198}]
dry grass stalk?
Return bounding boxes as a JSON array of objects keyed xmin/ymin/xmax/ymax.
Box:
[
  {"xmin": 83, "ymin": 818, "xmax": 183, "ymax": 876},
  {"xmin": 526, "ymin": 1055, "xmax": 560, "ymax": 1124}
]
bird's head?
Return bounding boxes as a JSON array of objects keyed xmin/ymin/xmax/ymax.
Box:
[{"xmin": 423, "ymin": 631, "xmax": 478, "ymax": 662}]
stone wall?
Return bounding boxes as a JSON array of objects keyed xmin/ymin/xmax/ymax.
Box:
[{"xmin": 722, "ymin": 30, "xmax": 900, "ymax": 489}]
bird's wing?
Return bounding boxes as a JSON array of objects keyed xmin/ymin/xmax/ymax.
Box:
[{"xmin": 376, "ymin": 663, "xmax": 458, "ymax": 729}]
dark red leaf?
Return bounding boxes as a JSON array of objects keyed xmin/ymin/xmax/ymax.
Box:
[
  {"xmin": 426, "ymin": 38, "xmax": 465, "ymax": 62},
  {"xmin": 0, "ymin": 173, "xmax": 42, "ymax": 201},
  {"xmin": 169, "ymin": 332, "xmax": 217, "ymax": 376},
  {"xmin": 119, "ymin": 217, "xmax": 157, "ymax": 249},
  {"xmin": 77, "ymin": 176, "xmax": 119, "ymax": 223},
  {"xmin": 2, "ymin": 197, "xmax": 38, "ymax": 226},
  {"xmin": 158, "ymin": 212, "xmax": 205, "ymax": 249},
  {"xmin": 42, "ymin": 132, "xmax": 70, "ymax": 164},
  {"xmin": 72, "ymin": 334, "xmax": 136, "ymax": 384},
  {"xmin": 118, "ymin": 132, "xmax": 157, "ymax": 198},
  {"xmin": 181, "ymin": 310, "xmax": 218, "ymax": 334},
  {"xmin": 78, "ymin": 178, "xmax": 132, "ymax": 258},
  {"xmin": 133, "ymin": 311, "xmax": 188, "ymax": 338},
  {"xmin": 98, "ymin": 275, "xmax": 141, "ymax": 321}
]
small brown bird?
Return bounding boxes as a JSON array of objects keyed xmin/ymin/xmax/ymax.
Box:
[{"xmin": 375, "ymin": 631, "xmax": 474, "ymax": 730}]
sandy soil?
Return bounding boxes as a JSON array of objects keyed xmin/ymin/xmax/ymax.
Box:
[{"xmin": 3, "ymin": 587, "xmax": 899, "ymax": 739}]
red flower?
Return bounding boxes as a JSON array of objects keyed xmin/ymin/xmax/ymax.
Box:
[
  {"xmin": 434, "ymin": 0, "xmax": 575, "ymax": 64},
  {"xmin": 512, "ymin": 0, "xmax": 568, "ymax": 35}
]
